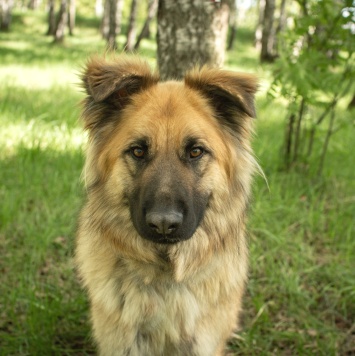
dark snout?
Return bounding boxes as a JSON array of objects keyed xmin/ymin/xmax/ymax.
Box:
[
  {"xmin": 129, "ymin": 164, "xmax": 209, "ymax": 244},
  {"xmin": 146, "ymin": 211, "xmax": 183, "ymax": 236},
  {"xmin": 141, "ymin": 197, "xmax": 190, "ymax": 243}
]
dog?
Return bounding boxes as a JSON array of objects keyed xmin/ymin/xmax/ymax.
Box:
[{"xmin": 75, "ymin": 55, "xmax": 258, "ymax": 356}]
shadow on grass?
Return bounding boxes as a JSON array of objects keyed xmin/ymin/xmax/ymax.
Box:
[
  {"xmin": 2, "ymin": 11, "xmax": 98, "ymax": 65},
  {"xmin": 1, "ymin": 10, "xmax": 156, "ymax": 67},
  {"xmin": 1, "ymin": 35, "xmax": 102, "ymax": 65}
]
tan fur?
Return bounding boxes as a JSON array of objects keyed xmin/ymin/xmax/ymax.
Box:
[{"xmin": 76, "ymin": 55, "xmax": 258, "ymax": 356}]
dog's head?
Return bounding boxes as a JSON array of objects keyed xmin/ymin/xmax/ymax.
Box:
[{"xmin": 81, "ymin": 56, "xmax": 257, "ymax": 245}]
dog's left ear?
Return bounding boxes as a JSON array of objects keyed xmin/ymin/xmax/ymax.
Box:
[
  {"xmin": 184, "ymin": 67, "xmax": 258, "ymax": 135},
  {"xmin": 83, "ymin": 56, "xmax": 159, "ymax": 103},
  {"xmin": 81, "ymin": 56, "xmax": 159, "ymax": 131}
]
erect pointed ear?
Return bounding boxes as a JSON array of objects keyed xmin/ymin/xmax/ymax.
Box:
[
  {"xmin": 184, "ymin": 66, "xmax": 258, "ymax": 136},
  {"xmin": 81, "ymin": 56, "xmax": 159, "ymax": 130},
  {"xmin": 83, "ymin": 55, "xmax": 159, "ymax": 102}
]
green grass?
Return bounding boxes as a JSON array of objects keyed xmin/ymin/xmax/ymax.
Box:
[{"xmin": 1, "ymin": 9, "xmax": 354, "ymax": 355}]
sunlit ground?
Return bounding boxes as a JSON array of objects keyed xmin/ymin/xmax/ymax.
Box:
[{"xmin": 1, "ymin": 9, "xmax": 354, "ymax": 355}]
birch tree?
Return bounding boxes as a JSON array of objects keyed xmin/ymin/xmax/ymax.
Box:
[
  {"xmin": 124, "ymin": 0, "xmax": 138, "ymax": 52},
  {"xmin": 157, "ymin": 0, "xmax": 232, "ymax": 80},
  {"xmin": 0, "ymin": 0, "xmax": 13, "ymax": 31},
  {"xmin": 260, "ymin": 0, "xmax": 276, "ymax": 62},
  {"xmin": 53, "ymin": 0, "xmax": 68, "ymax": 43},
  {"xmin": 134, "ymin": 0, "xmax": 158, "ymax": 50},
  {"xmin": 102, "ymin": 0, "xmax": 123, "ymax": 50}
]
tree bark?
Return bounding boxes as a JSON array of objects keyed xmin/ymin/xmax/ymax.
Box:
[
  {"xmin": 107, "ymin": 0, "xmax": 118, "ymax": 50},
  {"xmin": 105, "ymin": 0, "xmax": 123, "ymax": 50},
  {"xmin": 68, "ymin": 0, "xmax": 75, "ymax": 36},
  {"xmin": 124, "ymin": 0, "xmax": 138, "ymax": 52},
  {"xmin": 260, "ymin": 0, "xmax": 276, "ymax": 62},
  {"xmin": 46, "ymin": 0, "xmax": 56, "ymax": 35},
  {"xmin": 134, "ymin": 0, "xmax": 158, "ymax": 50},
  {"xmin": 227, "ymin": 0, "xmax": 237, "ymax": 51},
  {"xmin": 157, "ymin": 0, "xmax": 231, "ymax": 80},
  {"xmin": 101, "ymin": 0, "xmax": 109, "ymax": 39},
  {"xmin": 0, "ymin": 0, "xmax": 13, "ymax": 31},
  {"xmin": 273, "ymin": 0, "xmax": 287, "ymax": 55},
  {"xmin": 54, "ymin": 0, "xmax": 68, "ymax": 43},
  {"xmin": 28, "ymin": 0, "xmax": 40, "ymax": 9},
  {"xmin": 255, "ymin": 0, "xmax": 265, "ymax": 51}
]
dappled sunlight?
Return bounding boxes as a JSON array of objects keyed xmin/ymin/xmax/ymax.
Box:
[
  {"xmin": 1, "ymin": 40, "xmax": 30, "ymax": 51},
  {"xmin": 1, "ymin": 5, "xmax": 354, "ymax": 355},
  {"xmin": 1, "ymin": 66, "xmax": 80, "ymax": 89},
  {"xmin": 1, "ymin": 66, "xmax": 85, "ymax": 159},
  {"xmin": 2, "ymin": 120, "xmax": 86, "ymax": 157}
]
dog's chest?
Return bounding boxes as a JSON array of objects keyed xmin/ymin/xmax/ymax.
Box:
[
  {"xmin": 117, "ymin": 271, "xmax": 200, "ymax": 338},
  {"xmin": 121, "ymin": 284, "xmax": 204, "ymax": 354}
]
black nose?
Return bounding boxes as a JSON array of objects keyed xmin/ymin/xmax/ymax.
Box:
[{"xmin": 146, "ymin": 211, "xmax": 183, "ymax": 236}]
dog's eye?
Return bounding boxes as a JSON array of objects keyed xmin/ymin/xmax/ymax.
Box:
[
  {"xmin": 131, "ymin": 147, "xmax": 146, "ymax": 159},
  {"xmin": 189, "ymin": 147, "xmax": 204, "ymax": 160}
]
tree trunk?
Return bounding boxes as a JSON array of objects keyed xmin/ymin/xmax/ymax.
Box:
[
  {"xmin": 317, "ymin": 108, "xmax": 335, "ymax": 176},
  {"xmin": 273, "ymin": 0, "xmax": 287, "ymax": 55},
  {"xmin": 46, "ymin": 0, "xmax": 56, "ymax": 35},
  {"xmin": 348, "ymin": 94, "xmax": 355, "ymax": 110},
  {"xmin": 157, "ymin": 0, "xmax": 231, "ymax": 80},
  {"xmin": 106, "ymin": 0, "xmax": 123, "ymax": 50},
  {"xmin": 0, "ymin": 0, "xmax": 13, "ymax": 31},
  {"xmin": 260, "ymin": 0, "xmax": 276, "ymax": 62},
  {"xmin": 255, "ymin": 0, "xmax": 265, "ymax": 51},
  {"xmin": 134, "ymin": 0, "xmax": 158, "ymax": 50},
  {"xmin": 101, "ymin": 0, "xmax": 109, "ymax": 39},
  {"xmin": 292, "ymin": 97, "xmax": 306, "ymax": 163},
  {"xmin": 107, "ymin": 0, "xmax": 117, "ymax": 50},
  {"xmin": 54, "ymin": 0, "xmax": 68, "ymax": 43},
  {"xmin": 68, "ymin": 0, "xmax": 75, "ymax": 36},
  {"xmin": 285, "ymin": 113, "xmax": 295, "ymax": 169},
  {"xmin": 227, "ymin": 0, "xmax": 237, "ymax": 51},
  {"xmin": 124, "ymin": 0, "xmax": 138, "ymax": 52},
  {"xmin": 28, "ymin": 0, "xmax": 40, "ymax": 10}
]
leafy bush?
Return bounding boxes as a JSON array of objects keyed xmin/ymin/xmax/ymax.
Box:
[{"xmin": 270, "ymin": 0, "xmax": 355, "ymax": 174}]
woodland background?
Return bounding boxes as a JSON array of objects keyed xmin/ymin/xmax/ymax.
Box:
[{"xmin": 0, "ymin": 0, "xmax": 354, "ymax": 354}]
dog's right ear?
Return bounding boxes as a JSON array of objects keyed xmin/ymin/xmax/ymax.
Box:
[
  {"xmin": 184, "ymin": 66, "xmax": 258, "ymax": 140},
  {"xmin": 81, "ymin": 56, "xmax": 159, "ymax": 130}
]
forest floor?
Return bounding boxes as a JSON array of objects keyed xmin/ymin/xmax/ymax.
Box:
[{"xmin": 1, "ymin": 9, "xmax": 354, "ymax": 355}]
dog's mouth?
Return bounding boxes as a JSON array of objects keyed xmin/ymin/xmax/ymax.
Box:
[
  {"xmin": 139, "ymin": 231, "xmax": 191, "ymax": 245},
  {"xmin": 154, "ymin": 236, "xmax": 183, "ymax": 244}
]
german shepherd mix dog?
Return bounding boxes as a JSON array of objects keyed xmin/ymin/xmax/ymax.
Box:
[{"xmin": 76, "ymin": 56, "xmax": 258, "ymax": 356}]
